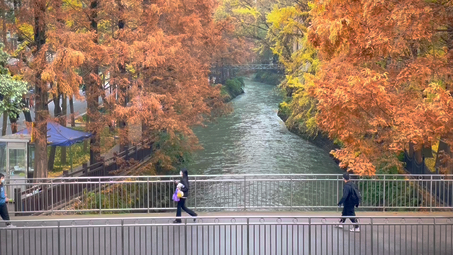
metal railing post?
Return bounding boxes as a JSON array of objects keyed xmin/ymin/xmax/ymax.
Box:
[
  {"xmin": 247, "ymin": 218, "xmax": 250, "ymax": 255},
  {"xmin": 185, "ymin": 219, "xmax": 188, "ymax": 255},
  {"xmin": 430, "ymin": 175, "xmax": 433, "ymax": 212},
  {"xmin": 336, "ymin": 176, "xmax": 340, "ymax": 212},
  {"xmin": 147, "ymin": 177, "xmax": 150, "ymax": 214},
  {"xmin": 290, "ymin": 176, "xmax": 293, "ymax": 210},
  {"xmin": 99, "ymin": 178, "xmax": 102, "ymax": 215},
  {"xmin": 194, "ymin": 176, "xmax": 197, "ymax": 210},
  {"xmin": 433, "ymin": 217, "xmax": 436, "ymax": 255},
  {"xmin": 308, "ymin": 218, "xmax": 312, "ymax": 254},
  {"xmin": 243, "ymin": 176, "xmax": 247, "ymax": 211},
  {"xmin": 58, "ymin": 221, "xmax": 61, "ymax": 254},
  {"xmin": 121, "ymin": 219, "xmax": 125, "ymax": 255},
  {"xmin": 370, "ymin": 218, "xmax": 374, "ymax": 255},
  {"xmin": 51, "ymin": 179, "xmax": 54, "ymax": 214},
  {"xmin": 383, "ymin": 175, "xmax": 386, "ymax": 212}
]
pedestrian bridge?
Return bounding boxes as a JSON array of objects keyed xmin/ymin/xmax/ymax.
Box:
[
  {"xmin": 2, "ymin": 174, "xmax": 453, "ymax": 254},
  {"xmin": 6, "ymin": 174, "xmax": 452, "ymax": 215},
  {"xmin": 213, "ymin": 63, "xmax": 284, "ymax": 71},
  {"xmin": 1, "ymin": 212, "xmax": 453, "ymax": 255}
]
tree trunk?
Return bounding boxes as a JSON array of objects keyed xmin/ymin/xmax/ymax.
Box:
[
  {"xmin": 60, "ymin": 94, "xmax": 67, "ymax": 164},
  {"xmin": 86, "ymin": 0, "xmax": 102, "ymax": 165},
  {"xmin": 9, "ymin": 113, "xmax": 19, "ymax": 134},
  {"xmin": 117, "ymin": 7, "xmax": 128, "ymax": 154},
  {"xmin": 48, "ymin": 93, "xmax": 61, "ymax": 171},
  {"xmin": 48, "ymin": 146, "xmax": 56, "ymax": 171},
  {"xmin": 22, "ymin": 98, "xmax": 33, "ymax": 122},
  {"xmin": 86, "ymin": 65, "xmax": 101, "ymax": 164},
  {"xmin": 69, "ymin": 96, "xmax": 75, "ymax": 127},
  {"xmin": 1, "ymin": 112, "xmax": 7, "ymax": 136},
  {"xmin": 33, "ymin": 0, "xmax": 48, "ymax": 178}
]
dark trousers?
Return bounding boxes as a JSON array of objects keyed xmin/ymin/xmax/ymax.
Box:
[
  {"xmin": 175, "ymin": 198, "xmax": 197, "ymax": 221},
  {"xmin": 339, "ymin": 205, "xmax": 358, "ymax": 228},
  {"xmin": 0, "ymin": 203, "xmax": 10, "ymax": 225}
]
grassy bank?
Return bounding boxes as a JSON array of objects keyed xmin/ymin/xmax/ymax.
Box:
[{"xmin": 221, "ymin": 77, "xmax": 245, "ymax": 101}]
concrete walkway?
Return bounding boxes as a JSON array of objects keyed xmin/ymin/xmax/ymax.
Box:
[{"xmin": 1, "ymin": 211, "xmax": 452, "ymax": 255}]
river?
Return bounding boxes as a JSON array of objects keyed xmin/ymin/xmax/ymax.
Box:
[{"xmin": 189, "ymin": 77, "xmax": 341, "ymax": 176}]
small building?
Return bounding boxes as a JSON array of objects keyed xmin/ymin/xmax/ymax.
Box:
[{"xmin": 0, "ymin": 133, "xmax": 33, "ymax": 199}]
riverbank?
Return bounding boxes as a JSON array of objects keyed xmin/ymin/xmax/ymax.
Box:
[
  {"xmin": 222, "ymin": 77, "xmax": 245, "ymax": 102},
  {"xmin": 277, "ymin": 109, "xmax": 339, "ymax": 155},
  {"xmin": 254, "ymin": 70, "xmax": 338, "ymax": 156}
]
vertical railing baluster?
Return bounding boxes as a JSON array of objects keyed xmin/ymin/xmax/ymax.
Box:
[
  {"xmin": 147, "ymin": 177, "xmax": 150, "ymax": 214},
  {"xmin": 290, "ymin": 176, "xmax": 293, "ymax": 210},
  {"xmin": 99, "ymin": 178, "xmax": 102, "ymax": 215},
  {"xmin": 430, "ymin": 175, "xmax": 433, "ymax": 212},
  {"xmin": 383, "ymin": 175, "xmax": 386, "ymax": 212},
  {"xmin": 243, "ymin": 176, "xmax": 247, "ymax": 211}
]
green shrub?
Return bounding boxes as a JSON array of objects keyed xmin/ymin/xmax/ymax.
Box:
[
  {"xmin": 224, "ymin": 78, "xmax": 244, "ymax": 97},
  {"xmin": 358, "ymin": 175, "xmax": 421, "ymax": 211},
  {"xmin": 278, "ymin": 102, "xmax": 291, "ymax": 121}
]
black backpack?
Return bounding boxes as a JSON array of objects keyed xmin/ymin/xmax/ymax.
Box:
[{"xmin": 350, "ymin": 183, "xmax": 362, "ymax": 205}]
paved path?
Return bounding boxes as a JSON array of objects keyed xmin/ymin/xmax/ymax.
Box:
[{"xmin": 1, "ymin": 212, "xmax": 452, "ymax": 255}]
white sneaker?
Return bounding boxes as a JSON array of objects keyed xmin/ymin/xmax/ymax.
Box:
[
  {"xmin": 337, "ymin": 224, "xmax": 344, "ymax": 229},
  {"xmin": 6, "ymin": 224, "xmax": 16, "ymax": 228},
  {"xmin": 350, "ymin": 227, "xmax": 360, "ymax": 232}
]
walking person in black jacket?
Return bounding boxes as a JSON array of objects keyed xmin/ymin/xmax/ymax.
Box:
[
  {"xmin": 337, "ymin": 172, "xmax": 360, "ymax": 232},
  {"xmin": 173, "ymin": 169, "xmax": 197, "ymax": 223}
]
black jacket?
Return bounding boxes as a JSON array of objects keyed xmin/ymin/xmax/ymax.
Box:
[
  {"xmin": 338, "ymin": 182, "xmax": 357, "ymax": 207},
  {"xmin": 178, "ymin": 169, "xmax": 190, "ymax": 198}
]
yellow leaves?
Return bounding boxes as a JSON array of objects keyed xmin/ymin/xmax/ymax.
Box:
[
  {"xmin": 232, "ymin": 7, "xmax": 260, "ymax": 19},
  {"xmin": 63, "ymin": 0, "xmax": 83, "ymax": 8},
  {"xmin": 12, "ymin": 75, "xmax": 24, "ymax": 81},
  {"xmin": 17, "ymin": 22, "xmax": 34, "ymax": 41},
  {"xmin": 126, "ymin": 64, "xmax": 136, "ymax": 75},
  {"xmin": 41, "ymin": 70, "xmax": 56, "ymax": 82}
]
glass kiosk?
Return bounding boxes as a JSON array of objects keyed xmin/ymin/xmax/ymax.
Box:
[{"xmin": 0, "ymin": 133, "xmax": 32, "ymax": 201}]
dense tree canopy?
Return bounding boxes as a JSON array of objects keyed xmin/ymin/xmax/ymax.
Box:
[
  {"xmin": 1, "ymin": 0, "xmax": 249, "ymax": 176},
  {"xmin": 307, "ymin": 0, "xmax": 453, "ymax": 174},
  {"xmin": 263, "ymin": 0, "xmax": 453, "ymax": 175}
]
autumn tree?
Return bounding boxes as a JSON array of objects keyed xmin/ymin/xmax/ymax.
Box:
[
  {"xmin": 215, "ymin": 0, "xmax": 295, "ymax": 62},
  {"xmin": 108, "ymin": 0, "xmax": 229, "ymax": 170},
  {"xmin": 307, "ymin": 0, "xmax": 453, "ymax": 175},
  {"xmin": 265, "ymin": 1, "xmax": 322, "ymax": 137},
  {"xmin": 4, "ymin": 0, "xmax": 247, "ymax": 177},
  {"xmin": 9, "ymin": 0, "xmax": 86, "ymax": 177}
]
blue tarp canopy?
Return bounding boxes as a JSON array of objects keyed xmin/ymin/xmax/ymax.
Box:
[{"xmin": 17, "ymin": 122, "xmax": 92, "ymax": 147}]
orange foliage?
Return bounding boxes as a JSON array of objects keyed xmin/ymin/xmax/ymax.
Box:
[
  {"xmin": 308, "ymin": 0, "xmax": 453, "ymax": 175},
  {"xmin": 9, "ymin": 0, "xmax": 249, "ymax": 174}
]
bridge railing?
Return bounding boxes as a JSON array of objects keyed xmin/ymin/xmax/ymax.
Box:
[
  {"xmin": 1, "ymin": 216, "xmax": 452, "ymax": 255},
  {"xmin": 5, "ymin": 174, "xmax": 453, "ymax": 215}
]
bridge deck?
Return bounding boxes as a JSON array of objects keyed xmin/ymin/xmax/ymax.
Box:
[{"xmin": 2, "ymin": 212, "xmax": 453, "ymax": 255}]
